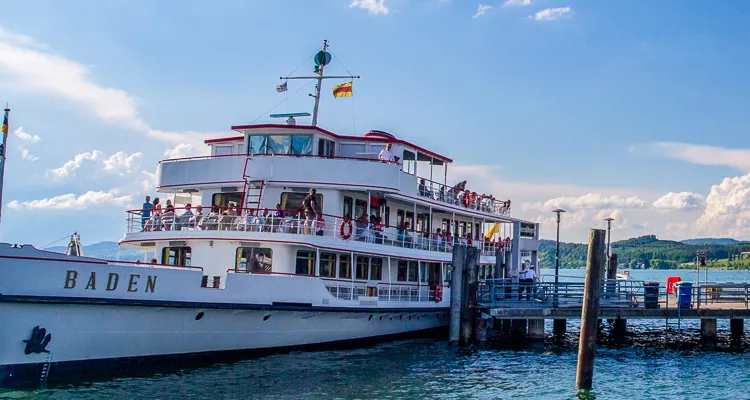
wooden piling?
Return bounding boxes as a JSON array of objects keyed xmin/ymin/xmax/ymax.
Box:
[
  {"xmin": 461, "ymin": 246, "xmax": 480, "ymax": 346},
  {"xmin": 553, "ymin": 319, "xmax": 567, "ymax": 336},
  {"xmin": 449, "ymin": 245, "xmax": 466, "ymax": 345},
  {"xmin": 731, "ymin": 318, "xmax": 744, "ymax": 339},
  {"xmin": 576, "ymin": 229, "xmax": 606, "ymax": 392}
]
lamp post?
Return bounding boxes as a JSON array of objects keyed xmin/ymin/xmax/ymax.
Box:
[
  {"xmin": 552, "ymin": 209, "xmax": 566, "ymax": 307},
  {"xmin": 604, "ymin": 217, "xmax": 614, "ymax": 261}
]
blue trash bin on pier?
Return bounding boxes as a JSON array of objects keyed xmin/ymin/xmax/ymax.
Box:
[{"xmin": 677, "ymin": 282, "xmax": 692, "ymax": 309}]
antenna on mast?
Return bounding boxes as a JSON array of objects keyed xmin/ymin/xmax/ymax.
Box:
[{"xmin": 280, "ymin": 40, "xmax": 360, "ymax": 126}]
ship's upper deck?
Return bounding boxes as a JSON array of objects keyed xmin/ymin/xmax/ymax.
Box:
[{"xmin": 157, "ymin": 123, "xmax": 514, "ymax": 220}]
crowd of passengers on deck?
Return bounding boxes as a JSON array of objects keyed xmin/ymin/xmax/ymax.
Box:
[
  {"xmin": 137, "ymin": 193, "xmax": 513, "ymax": 255},
  {"xmin": 418, "ymin": 179, "xmax": 511, "ymax": 215}
]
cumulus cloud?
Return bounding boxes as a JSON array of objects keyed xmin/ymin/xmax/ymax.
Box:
[
  {"xmin": 46, "ymin": 150, "xmax": 105, "ymax": 180},
  {"xmin": 473, "ymin": 4, "xmax": 493, "ymax": 18},
  {"xmin": 523, "ymin": 193, "xmax": 647, "ymax": 212},
  {"xmin": 13, "ymin": 127, "xmax": 40, "ymax": 143},
  {"xmin": 102, "ymin": 151, "xmax": 143, "ymax": 175},
  {"xmin": 531, "ymin": 7, "xmax": 572, "ymax": 21},
  {"xmin": 696, "ymin": 173, "xmax": 750, "ymax": 238},
  {"xmin": 637, "ymin": 142, "xmax": 750, "ymax": 172},
  {"xmin": 7, "ymin": 190, "xmax": 131, "ymax": 210},
  {"xmin": 20, "ymin": 148, "xmax": 39, "ymax": 162},
  {"xmin": 349, "ymin": 0, "xmax": 389, "ymax": 15},
  {"xmin": 653, "ymin": 192, "xmax": 706, "ymax": 211},
  {"xmin": 0, "ymin": 26, "xmax": 46, "ymax": 49},
  {"xmin": 504, "ymin": 0, "xmax": 531, "ymax": 6},
  {"xmin": 164, "ymin": 143, "xmax": 204, "ymax": 159}
]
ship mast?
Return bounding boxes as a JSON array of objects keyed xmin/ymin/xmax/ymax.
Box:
[{"xmin": 280, "ymin": 40, "xmax": 359, "ymax": 126}]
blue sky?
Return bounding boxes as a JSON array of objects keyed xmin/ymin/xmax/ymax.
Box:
[{"xmin": 0, "ymin": 0, "xmax": 749, "ymax": 246}]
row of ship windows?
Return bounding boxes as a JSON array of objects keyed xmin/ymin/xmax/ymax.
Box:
[{"xmin": 162, "ymin": 246, "xmax": 443, "ymax": 284}]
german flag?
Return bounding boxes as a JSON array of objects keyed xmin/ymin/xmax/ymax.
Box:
[{"xmin": 332, "ymin": 81, "xmax": 353, "ymax": 98}]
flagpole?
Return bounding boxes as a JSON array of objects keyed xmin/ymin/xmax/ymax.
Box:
[
  {"xmin": 0, "ymin": 105, "xmax": 10, "ymax": 229},
  {"xmin": 311, "ymin": 40, "xmax": 328, "ymax": 126}
]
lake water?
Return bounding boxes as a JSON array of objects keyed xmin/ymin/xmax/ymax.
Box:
[{"xmin": 2, "ymin": 270, "xmax": 749, "ymax": 400}]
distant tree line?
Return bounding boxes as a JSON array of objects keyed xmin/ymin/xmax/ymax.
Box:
[{"xmin": 537, "ymin": 235, "xmax": 750, "ymax": 270}]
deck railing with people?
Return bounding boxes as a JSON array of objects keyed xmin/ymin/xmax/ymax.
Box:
[
  {"xmin": 126, "ymin": 206, "xmax": 513, "ymax": 257},
  {"xmin": 416, "ymin": 176, "xmax": 511, "ymax": 217}
]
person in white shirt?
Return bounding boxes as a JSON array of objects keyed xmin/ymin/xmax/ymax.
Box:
[
  {"xmin": 518, "ymin": 263, "xmax": 534, "ymax": 300},
  {"xmin": 379, "ymin": 143, "xmax": 395, "ymax": 163}
]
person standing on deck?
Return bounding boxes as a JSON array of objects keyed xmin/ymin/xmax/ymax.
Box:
[
  {"xmin": 140, "ymin": 196, "xmax": 153, "ymax": 231},
  {"xmin": 518, "ymin": 263, "xmax": 532, "ymax": 300},
  {"xmin": 379, "ymin": 143, "xmax": 395, "ymax": 163},
  {"xmin": 302, "ymin": 189, "xmax": 319, "ymax": 234}
]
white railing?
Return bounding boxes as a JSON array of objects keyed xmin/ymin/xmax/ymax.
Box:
[
  {"xmin": 417, "ymin": 176, "xmax": 511, "ymax": 217},
  {"xmin": 128, "ymin": 208, "xmax": 513, "ymax": 257},
  {"xmin": 323, "ymin": 281, "xmax": 440, "ymax": 302}
]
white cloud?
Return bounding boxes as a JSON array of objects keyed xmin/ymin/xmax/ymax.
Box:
[
  {"xmin": 637, "ymin": 142, "xmax": 750, "ymax": 172},
  {"xmin": 46, "ymin": 150, "xmax": 105, "ymax": 180},
  {"xmin": 20, "ymin": 148, "xmax": 39, "ymax": 162},
  {"xmin": 696, "ymin": 173, "xmax": 750, "ymax": 238},
  {"xmin": 140, "ymin": 170, "xmax": 157, "ymax": 193},
  {"xmin": 0, "ymin": 35, "xmax": 147, "ymax": 131},
  {"xmin": 531, "ymin": 6, "xmax": 572, "ymax": 21},
  {"xmin": 503, "ymin": 0, "xmax": 531, "ymax": 6},
  {"xmin": 0, "ymin": 26, "xmax": 46, "ymax": 49},
  {"xmin": 13, "ymin": 127, "xmax": 41, "ymax": 143},
  {"xmin": 523, "ymin": 193, "xmax": 648, "ymax": 212},
  {"xmin": 473, "ymin": 4, "xmax": 493, "ymax": 18},
  {"xmin": 102, "ymin": 151, "xmax": 142, "ymax": 175},
  {"xmin": 164, "ymin": 143, "xmax": 204, "ymax": 159},
  {"xmin": 349, "ymin": 0, "xmax": 389, "ymax": 15},
  {"xmin": 7, "ymin": 190, "xmax": 132, "ymax": 210},
  {"xmin": 653, "ymin": 192, "xmax": 706, "ymax": 211}
]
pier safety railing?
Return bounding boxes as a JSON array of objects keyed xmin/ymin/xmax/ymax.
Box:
[
  {"xmin": 127, "ymin": 206, "xmax": 512, "ymax": 257},
  {"xmin": 478, "ymin": 278, "xmax": 750, "ymax": 310},
  {"xmin": 477, "ymin": 278, "xmax": 641, "ymax": 308}
]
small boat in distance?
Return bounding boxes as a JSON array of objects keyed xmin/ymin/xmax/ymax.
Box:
[{"xmin": 616, "ymin": 270, "xmax": 632, "ymax": 280}]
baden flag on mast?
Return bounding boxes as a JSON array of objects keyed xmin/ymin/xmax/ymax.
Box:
[
  {"xmin": 332, "ymin": 81, "xmax": 353, "ymax": 98},
  {"xmin": 1, "ymin": 109, "xmax": 8, "ymax": 135}
]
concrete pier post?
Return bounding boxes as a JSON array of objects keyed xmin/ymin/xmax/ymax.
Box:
[
  {"xmin": 501, "ymin": 319, "xmax": 512, "ymax": 333},
  {"xmin": 731, "ymin": 318, "xmax": 744, "ymax": 339},
  {"xmin": 475, "ymin": 317, "xmax": 488, "ymax": 345},
  {"xmin": 528, "ymin": 319, "xmax": 545, "ymax": 342},
  {"xmin": 701, "ymin": 318, "xmax": 717, "ymax": 346},
  {"xmin": 449, "ymin": 246, "xmax": 466, "ymax": 345},
  {"xmin": 576, "ymin": 229, "xmax": 606, "ymax": 392},
  {"xmin": 553, "ymin": 319, "xmax": 567, "ymax": 336},
  {"xmin": 511, "ymin": 319, "xmax": 528, "ymax": 341}
]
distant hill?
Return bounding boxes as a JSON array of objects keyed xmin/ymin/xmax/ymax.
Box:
[
  {"xmin": 539, "ymin": 235, "xmax": 750, "ymax": 270},
  {"xmin": 681, "ymin": 238, "xmax": 746, "ymax": 245},
  {"xmin": 46, "ymin": 241, "xmax": 153, "ymax": 262}
]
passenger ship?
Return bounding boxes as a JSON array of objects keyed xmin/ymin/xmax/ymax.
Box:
[{"xmin": 0, "ymin": 42, "xmax": 540, "ymax": 387}]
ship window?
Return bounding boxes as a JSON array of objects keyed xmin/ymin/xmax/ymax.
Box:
[
  {"xmin": 281, "ymin": 192, "xmax": 323, "ymax": 213},
  {"xmin": 236, "ymin": 247, "xmax": 273, "ymax": 272},
  {"xmin": 408, "ymin": 261, "xmax": 418, "ymax": 282},
  {"xmin": 162, "ymin": 246, "xmax": 191, "ymax": 266},
  {"xmin": 397, "ymin": 260, "xmax": 408, "ymax": 282},
  {"xmin": 318, "ymin": 138, "xmax": 335, "ymax": 158},
  {"xmin": 369, "ymin": 258, "xmax": 383, "ymax": 280},
  {"xmin": 420, "ymin": 263, "xmax": 427, "ymax": 283},
  {"xmin": 384, "ymin": 206, "xmax": 390, "ymax": 228},
  {"xmin": 354, "ymin": 199, "xmax": 367, "ymax": 219},
  {"xmin": 405, "ymin": 211, "xmax": 414, "ymax": 230},
  {"xmin": 402, "ymin": 150, "xmax": 416, "ymax": 175},
  {"xmin": 356, "ymin": 256, "xmax": 369, "ymax": 280},
  {"xmin": 320, "ymin": 252, "xmax": 336, "ymax": 277},
  {"xmin": 248, "ymin": 135, "xmax": 267, "ymax": 155},
  {"xmin": 214, "ymin": 145, "xmax": 233, "ymax": 156},
  {"xmin": 475, "ymin": 223, "xmax": 481, "ymax": 241},
  {"xmin": 267, "ymin": 135, "xmax": 291, "ymax": 154},
  {"xmin": 295, "ymin": 250, "xmax": 315, "ymax": 275},
  {"xmin": 291, "ymin": 136, "xmax": 313, "ymax": 155},
  {"xmin": 343, "ymin": 196, "xmax": 353, "ymax": 219},
  {"xmin": 459, "ymin": 221, "xmax": 467, "ymax": 237},
  {"xmin": 213, "ymin": 192, "xmax": 243, "ymax": 211},
  {"xmin": 339, "ymin": 255, "xmax": 352, "ymax": 279},
  {"xmin": 442, "ymin": 219, "xmax": 449, "ymax": 234},
  {"xmin": 340, "ymin": 142, "xmax": 365, "ymax": 158},
  {"xmin": 396, "ymin": 209, "xmax": 405, "ymax": 228}
]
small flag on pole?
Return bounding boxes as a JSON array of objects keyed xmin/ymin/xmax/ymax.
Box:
[
  {"xmin": 1, "ymin": 109, "xmax": 8, "ymax": 135},
  {"xmin": 276, "ymin": 82, "xmax": 288, "ymax": 93},
  {"xmin": 332, "ymin": 81, "xmax": 353, "ymax": 98}
]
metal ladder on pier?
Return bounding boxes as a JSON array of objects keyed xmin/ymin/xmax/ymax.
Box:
[{"xmin": 665, "ymin": 294, "xmax": 682, "ymax": 342}]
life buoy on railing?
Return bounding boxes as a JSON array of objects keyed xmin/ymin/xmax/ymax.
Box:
[
  {"xmin": 340, "ymin": 220, "xmax": 353, "ymax": 240},
  {"xmin": 435, "ymin": 285, "xmax": 443, "ymax": 302}
]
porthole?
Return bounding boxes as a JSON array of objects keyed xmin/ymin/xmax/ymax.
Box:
[{"xmin": 195, "ymin": 312, "xmax": 205, "ymax": 321}]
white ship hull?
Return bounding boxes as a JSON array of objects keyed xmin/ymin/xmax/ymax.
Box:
[{"xmin": 0, "ymin": 245, "xmax": 448, "ymax": 387}]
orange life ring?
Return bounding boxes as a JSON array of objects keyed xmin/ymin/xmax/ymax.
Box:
[
  {"xmin": 340, "ymin": 220, "xmax": 353, "ymax": 240},
  {"xmin": 435, "ymin": 285, "xmax": 443, "ymax": 302}
]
